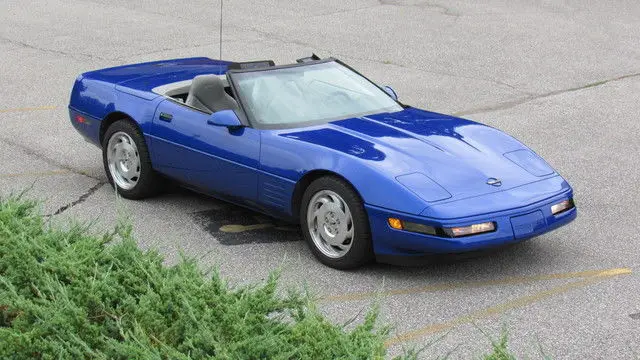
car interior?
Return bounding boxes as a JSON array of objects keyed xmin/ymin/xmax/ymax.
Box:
[
  {"xmin": 151, "ymin": 58, "xmax": 398, "ymax": 128},
  {"xmin": 184, "ymin": 75, "xmax": 238, "ymax": 113},
  {"xmin": 151, "ymin": 59, "xmax": 277, "ymax": 114},
  {"xmin": 151, "ymin": 75, "xmax": 238, "ymax": 114}
]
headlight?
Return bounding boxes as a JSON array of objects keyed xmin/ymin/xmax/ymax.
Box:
[
  {"xmin": 396, "ymin": 173, "xmax": 451, "ymax": 202},
  {"xmin": 551, "ymin": 198, "xmax": 574, "ymax": 215},
  {"xmin": 504, "ymin": 149, "xmax": 554, "ymax": 177},
  {"xmin": 442, "ymin": 222, "xmax": 496, "ymax": 237},
  {"xmin": 387, "ymin": 218, "xmax": 495, "ymax": 238}
]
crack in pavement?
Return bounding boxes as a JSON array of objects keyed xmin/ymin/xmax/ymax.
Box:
[
  {"xmin": 380, "ymin": 59, "xmax": 524, "ymax": 93},
  {"xmin": 48, "ymin": 181, "xmax": 105, "ymax": 216},
  {"xmin": 116, "ymin": 38, "xmax": 268, "ymax": 62},
  {"xmin": 453, "ymin": 71, "xmax": 640, "ymax": 116},
  {"xmin": 227, "ymin": 23, "xmax": 525, "ymax": 94},
  {"xmin": 379, "ymin": 0, "xmax": 460, "ymax": 17},
  {"xmin": 330, "ymin": 51, "xmax": 527, "ymax": 93},
  {"xmin": 236, "ymin": 25, "xmax": 317, "ymax": 49},
  {"xmin": 76, "ymin": 0, "xmax": 211, "ymax": 24},
  {"xmin": 116, "ymin": 42, "xmax": 215, "ymax": 61},
  {"xmin": 0, "ymin": 138, "xmax": 107, "ymax": 216},
  {"xmin": 305, "ymin": 4, "xmax": 381, "ymax": 18},
  {"xmin": 0, "ymin": 35, "xmax": 110, "ymax": 61},
  {"xmin": 0, "ymin": 138, "xmax": 102, "ymax": 182},
  {"xmin": 227, "ymin": 20, "xmax": 524, "ymax": 94}
]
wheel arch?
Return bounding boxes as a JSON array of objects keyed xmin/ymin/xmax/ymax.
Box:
[
  {"xmin": 291, "ymin": 170, "xmax": 364, "ymax": 220},
  {"xmin": 100, "ymin": 111, "xmax": 138, "ymax": 145}
]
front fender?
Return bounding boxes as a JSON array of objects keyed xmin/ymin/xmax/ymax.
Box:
[{"xmin": 259, "ymin": 128, "xmax": 428, "ymax": 216}]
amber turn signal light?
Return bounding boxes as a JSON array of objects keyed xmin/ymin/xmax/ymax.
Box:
[{"xmin": 388, "ymin": 218, "xmax": 403, "ymax": 230}]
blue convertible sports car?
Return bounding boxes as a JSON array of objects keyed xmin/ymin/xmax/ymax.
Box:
[{"xmin": 69, "ymin": 56, "xmax": 577, "ymax": 269}]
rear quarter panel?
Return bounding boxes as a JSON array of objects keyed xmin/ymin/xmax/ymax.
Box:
[
  {"xmin": 68, "ymin": 74, "xmax": 162, "ymax": 147},
  {"xmin": 68, "ymin": 57, "xmax": 227, "ymax": 146}
]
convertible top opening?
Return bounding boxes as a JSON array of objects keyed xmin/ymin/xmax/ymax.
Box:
[{"xmin": 151, "ymin": 55, "xmax": 326, "ymax": 99}]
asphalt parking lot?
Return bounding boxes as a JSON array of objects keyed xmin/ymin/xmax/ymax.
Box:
[{"xmin": 1, "ymin": 0, "xmax": 639, "ymax": 358}]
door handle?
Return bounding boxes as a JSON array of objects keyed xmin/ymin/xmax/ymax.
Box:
[{"xmin": 158, "ymin": 112, "xmax": 173, "ymax": 122}]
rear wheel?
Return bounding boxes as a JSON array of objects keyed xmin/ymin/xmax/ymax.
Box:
[
  {"xmin": 300, "ymin": 176, "xmax": 373, "ymax": 269},
  {"xmin": 102, "ymin": 120, "xmax": 162, "ymax": 199}
]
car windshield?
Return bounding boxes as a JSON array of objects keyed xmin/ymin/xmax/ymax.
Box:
[{"xmin": 230, "ymin": 61, "xmax": 403, "ymax": 127}]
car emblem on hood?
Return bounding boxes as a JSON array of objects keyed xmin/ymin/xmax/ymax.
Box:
[{"xmin": 486, "ymin": 178, "xmax": 502, "ymax": 187}]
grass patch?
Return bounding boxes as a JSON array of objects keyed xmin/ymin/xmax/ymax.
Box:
[
  {"xmin": 0, "ymin": 197, "xmax": 406, "ymax": 359},
  {"xmin": 479, "ymin": 331, "xmax": 517, "ymax": 360}
]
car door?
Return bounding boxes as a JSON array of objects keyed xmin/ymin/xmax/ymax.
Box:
[{"xmin": 149, "ymin": 99, "xmax": 260, "ymax": 203}]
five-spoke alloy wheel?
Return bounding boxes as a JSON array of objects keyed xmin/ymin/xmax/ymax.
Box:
[
  {"xmin": 307, "ymin": 190, "xmax": 354, "ymax": 258},
  {"xmin": 102, "ymin": 120, "xmax": 162, "ymax": 199},
  {"xmin": 107, "ymin": 131, "xmax": 140, "ymax": 190},
  {"xmin": 301, "ymin": 176, "xmax": 373, "ymax": 269}
]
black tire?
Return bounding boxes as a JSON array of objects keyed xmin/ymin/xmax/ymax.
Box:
[
  {"xmin": 102, "ymin": 120, "xmax": 162, "ymax": 199},
  {"xmin": 300, "ymin": 176, "xmax": 373, "ymax": 269}
]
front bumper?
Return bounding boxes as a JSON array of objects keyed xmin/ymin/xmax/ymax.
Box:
[{"xmin": 366, "ymin": 186, "xmax": 576, "ymax": 261}]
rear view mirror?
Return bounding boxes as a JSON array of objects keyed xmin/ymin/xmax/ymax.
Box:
[
  {"xmin": 383, "ymin": 86, "xmax": 398, "ymax": 101},
  {"xmin": 206, "ymin": 110, "xmax": 242, "ymax": 128}
]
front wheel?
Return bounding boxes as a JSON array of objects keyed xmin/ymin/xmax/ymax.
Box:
[
  {"xmin": 300, "ymin": 176, "xmax": 373, "ymax": 269},
  {"xmin": 102, "ymin": 120, "xmax": 162, "ymax": 199}
]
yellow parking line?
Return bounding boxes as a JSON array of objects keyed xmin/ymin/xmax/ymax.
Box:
[
  {"xmin": 0, "ymin": 106, "xmax": 59, "ymax": 113},
  {"xmin": 384, "ymin": 267, "xmax": 631, "ymax": 346},
  {"xmin": 322, "ymin": 267, "xmax": 631, "ymax": 302},
  {"xmin": 0, "ymin": 169, "xmax": 70, "ymax": 179}
]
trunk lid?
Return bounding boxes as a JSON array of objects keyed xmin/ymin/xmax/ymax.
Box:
[{"xmin": 81, "ymin": 57, "xmax": 231, "ymax": 98}]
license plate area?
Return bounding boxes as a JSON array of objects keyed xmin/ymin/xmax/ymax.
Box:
[{"xmin": 510, "ymin": 210, "xmax": 546, "ymax": 238}]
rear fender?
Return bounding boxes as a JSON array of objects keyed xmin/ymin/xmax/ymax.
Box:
[{"xmin": 69, "ymin": 74, "xmax": 163, "ymax": 146}]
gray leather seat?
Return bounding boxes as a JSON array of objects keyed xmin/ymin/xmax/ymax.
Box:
[{"xmin": 186, "ymin": 75, "xmax": 238, "ymax": 113}]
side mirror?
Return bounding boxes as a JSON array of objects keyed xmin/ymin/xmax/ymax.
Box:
[
  {"xmin": 206, "ymin": 110, "xmax": 242, "ymax": 128},
  {"xmin": 383, "ymin": 86, "xmax": 398, "ymax": 101}
]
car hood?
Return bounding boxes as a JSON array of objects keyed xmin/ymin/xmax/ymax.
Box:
[{"xmin": 283, "ymin": 107, "xmax": 556, "ymax": 203}]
